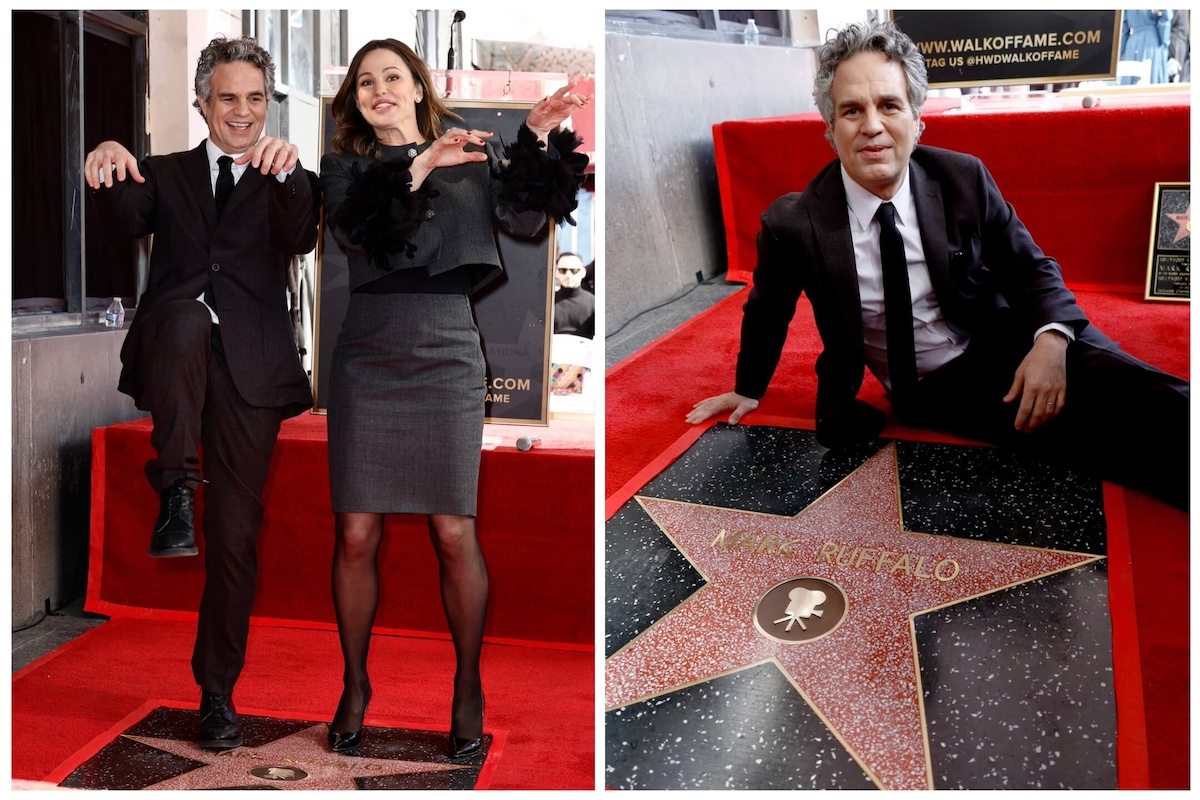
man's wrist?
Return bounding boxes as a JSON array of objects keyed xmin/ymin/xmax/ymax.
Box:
[{"xmin": 1035, "ymin": 322, "xmax": 1073, "ymax": 345}]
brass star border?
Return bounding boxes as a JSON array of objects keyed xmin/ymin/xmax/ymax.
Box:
[{"xmin": 604, "ymin": 443, "xmax": 1102, "ymax": 791}]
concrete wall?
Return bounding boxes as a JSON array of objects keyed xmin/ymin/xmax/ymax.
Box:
[
  {"xmin": 12, "ymin": 328, "xmax": 144, "ymax": 628},
  {"xmin": 605, "ymin": 33, "xmax": 818, "ymax": 330}
]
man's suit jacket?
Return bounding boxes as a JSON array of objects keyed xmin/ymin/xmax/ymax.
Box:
[
  {"xmin": 94, "ymin": 141, "xmax": 319, "ymax": 416},
  {"xmin": 734, "ymin": 145, "xmax": 1120, "ymax": 425}
]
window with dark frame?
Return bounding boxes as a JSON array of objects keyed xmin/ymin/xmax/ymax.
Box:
[{"xmin": 11, "ymin": 10, "xmax": 148, "ymax": 326}]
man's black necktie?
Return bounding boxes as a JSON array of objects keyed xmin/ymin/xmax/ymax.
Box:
[
  {"xmin": 207, "ymin": 155, "xmax": 234, "ymax": 314},
  {"xmin": 214, "ymin": 155, "xmax": 234, "ymax": 218},
  {"xmin": 876, "ymin": 201, "xmax": 918, "ymax": 402}
]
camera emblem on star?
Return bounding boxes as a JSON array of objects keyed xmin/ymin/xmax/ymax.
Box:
[{"xmin": 753, "ymin": 576, "xmax": 848, "ymax": 644}]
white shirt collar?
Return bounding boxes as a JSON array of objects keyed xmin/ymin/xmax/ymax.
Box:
[
  {"xmin": 840, "ymin": 164, "xmax": 915, "ymax": 232},
  {"xmin": 205, "ymin": 139, "xmax": 246, "ymax": 172}
]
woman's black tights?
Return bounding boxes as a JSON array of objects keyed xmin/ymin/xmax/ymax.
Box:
[{"xmin": 330, "ymin": 512, "xmax": 488, "ymax": 738}]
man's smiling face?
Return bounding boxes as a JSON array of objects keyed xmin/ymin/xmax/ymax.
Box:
[{"xmin": 198, "ymin": 60, "xmax": 267, "ymax": 155}]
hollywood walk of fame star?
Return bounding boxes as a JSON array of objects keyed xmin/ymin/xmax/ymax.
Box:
[
  {"xmin": 1165, "ymin": 204, "xmax": 1191, "ymax": 244},
  {"xmin": 125, "ymin": 723, "xmax": 470, "ymax": 790},
  {"xmin": 604, "ymin": 443, "xmax": 1101, "ymax": 791}
]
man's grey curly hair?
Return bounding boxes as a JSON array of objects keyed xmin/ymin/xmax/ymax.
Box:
[
  {"xmin": 192, "ymin": 35, "xmax": 275, "ymax": 118},
  {"xmin": 813, "ymin": 20, "xmax": 928, "ymax": 143}
]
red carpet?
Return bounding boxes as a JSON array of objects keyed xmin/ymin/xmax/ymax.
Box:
[
  {"xmin": 606, "ymin": 287, "xmax": 1189, "ymax": 788},
  {"xmin": 11, "ymin": 618, "xmax": 594, "ymax": 790}
]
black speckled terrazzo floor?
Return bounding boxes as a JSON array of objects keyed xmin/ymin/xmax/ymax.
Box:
[
  {"xmin": 54, "ymin": 705, "xmax": 489, "ymax": 790},
  {"xmin": 605, "ymin": 423, "xmax": 1115, "ymax": 790}
]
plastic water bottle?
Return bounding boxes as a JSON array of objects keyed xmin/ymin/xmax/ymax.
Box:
[
  {"xmin": 105, "ymin": 296, "xmax": 125, "ymax": 328},
  {"xmin": 743, "ymin": 18, "xmax": 760, "ymax": 46}
]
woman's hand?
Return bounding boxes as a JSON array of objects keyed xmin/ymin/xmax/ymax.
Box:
[
  {"xmin": 525, "ymin": 80, "xmax": 591, "ymax": 137},
  {"xmin": 409, "ymin": 128, "xmax": 492, "ymax": 189}
]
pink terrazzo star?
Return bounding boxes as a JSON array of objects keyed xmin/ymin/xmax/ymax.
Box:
[
  {"xmin": 126, "ymin": 723, "xmax": 469, "ymax": 790},
  {"xmin": 605, "ymin": 443, "xmax": 1101, "ymax": 790},
  {"xmin": 1165, "ymin": 204, "xmax": 1190, "ymax": 244}
]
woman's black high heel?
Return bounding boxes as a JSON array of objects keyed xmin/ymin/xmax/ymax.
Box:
[
  {"xmin": 329, "ymin": 728, "xmax": 362, "ymax": 753},
  {"xmin": 448, "ymin": 689, "xmax": 484, "ymax": 758},
  {"xmin": 328, "ymin": 681, "xmax": 372, "ymax": 753}
]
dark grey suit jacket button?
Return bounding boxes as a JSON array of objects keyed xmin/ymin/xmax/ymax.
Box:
[
  {"xmin": 425, "ymin": 209, "xmax": 435, "ymax": 219},
  {"xmin": 407, "ymin": 147, "xmax": 418, "ymax": 158},
  {"xmin": 211, "ymin": 263, "xmax": 220, "ymax": 272}
]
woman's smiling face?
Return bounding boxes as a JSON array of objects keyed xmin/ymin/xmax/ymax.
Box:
[{"xmin": 355, "ymin": 47, "xmax": 424, "ymax": 140}]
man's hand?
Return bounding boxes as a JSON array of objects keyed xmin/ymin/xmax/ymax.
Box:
[
  {"xmin": 686, "ymin": 392, "xmax": 759, "ymax": 425},
  {"xmin": 236, "ymin": 137, "xmax": 300, "ymax": 176},
  {"xmin": 84, "ymin": 141, "xmax": 143, "ymax": 189},
  {"xmin": 1004, "ymin": 330, "xmax": 1068, "ymax": 432}
]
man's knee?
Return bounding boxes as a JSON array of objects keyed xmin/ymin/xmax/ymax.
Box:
[{"xmin": 147, "ymin": 300, "xmax": 214, "ymax": 354}]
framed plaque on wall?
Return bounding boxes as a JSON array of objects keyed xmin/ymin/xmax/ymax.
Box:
[
  {"xmin": 312, "ymin": 97, "xmax": 555, "ymax": 423},
  {"xmin": 1145, "ymin": 182, "xmax": 1190, "ymax": 302}
]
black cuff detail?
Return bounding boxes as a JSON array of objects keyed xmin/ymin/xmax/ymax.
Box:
[
  {"xmin": 497, "ymin": 124, "xmax": 589, "ymax": 225},
  {"xmin": 327, "ymin": 156, "xmax": 436, "ymax": 270}
]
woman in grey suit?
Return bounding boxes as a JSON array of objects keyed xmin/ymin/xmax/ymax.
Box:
[{"xmin": 319, "ymin": 38, "xmax": 587, "ymax": 757}]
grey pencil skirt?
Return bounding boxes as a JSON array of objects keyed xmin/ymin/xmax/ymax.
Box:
[{"xmin": 327, "ymin": 292, "xmax": 486, "ymax": 515}]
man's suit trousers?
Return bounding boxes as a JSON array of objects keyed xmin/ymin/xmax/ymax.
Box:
[
  {"xmin": 133, "ymin": 299, "xmax": 286, "ymax": 693},
  {"xmin": 904, "ymin": 326, "xmax": 1189, "ymax": 510}
]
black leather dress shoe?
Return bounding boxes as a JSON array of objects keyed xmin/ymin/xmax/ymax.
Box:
[
  {"xmin": 198, "ymin": 691, "xmax": 243, "ymax": 750},
  {"xmin": 150, "ymin": 481, "xmax": 198, "ymax": 558}
]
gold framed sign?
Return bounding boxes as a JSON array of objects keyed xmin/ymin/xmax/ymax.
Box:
[
  {"xmin": 889, "ymin": 10, "xmax": 1121, "ymax": 89},
  {"xmin": 1145, "ymin": 182, "xmax": 1190, "ymax": 302}
]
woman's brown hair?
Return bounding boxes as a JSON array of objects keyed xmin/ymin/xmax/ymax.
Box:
[{"xmin": 330, "ymin": 39, "xmax": 460, "ymax": 158}]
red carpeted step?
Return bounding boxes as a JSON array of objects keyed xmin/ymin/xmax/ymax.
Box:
[{"xmin": 89, "ymin": 415, "xmax": 595, "ymax": 646}]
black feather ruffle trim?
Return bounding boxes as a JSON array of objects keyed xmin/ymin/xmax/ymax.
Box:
[
  {"xmin": 498, "ymin": 125, "xmax": 589, "ymax": 225},
  {"xmin": 326, "ymin": 156, "xmax": 436, "ymax": 270}
]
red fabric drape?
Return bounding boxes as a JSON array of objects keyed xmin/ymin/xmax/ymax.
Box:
[
  {"xmin": 714, "ymin": 103, "xmax": 1190, "ymax": 289},
  {"xmin": 88, "ymin": 415, "xmax": 594, "ymax": 646}
]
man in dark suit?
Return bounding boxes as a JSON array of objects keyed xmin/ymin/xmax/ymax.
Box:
[
  {"xmin": 85, "ymin": 35, "xmax": 318, "ymax": 749},
  {"xmin": 689, "ymin": 20, "xmax": 1188, "ymax": 510},
  {"xmin": 553, "ymin": 251, "xmax": 596, "ymax": 338}
]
